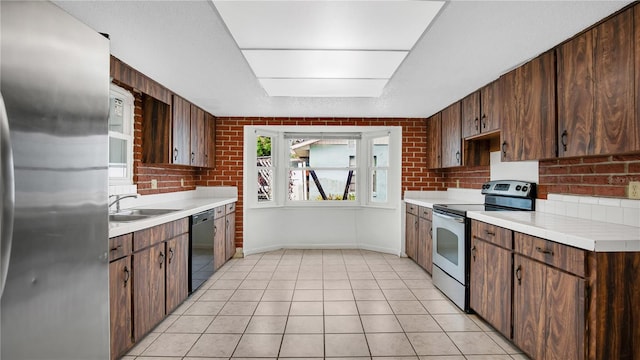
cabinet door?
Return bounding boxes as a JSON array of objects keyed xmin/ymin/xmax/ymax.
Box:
[
  {"xmin": 426, "ymin": 113, "xmax": 442, "ymax": 169},
  {"xmin": 109, "ymin": 257, "xmax": 133, "ymax": 360},
  {"xmin": 636, "ymin": 4, "xmax": 640, "ymax": 143},
  {"xmin": 480, "ymin": 79, "xmax": 501, "ymax": 133},
  {"xmin": 225, "ymin": 211, "xmax": 236, "ymax": 260},
  {"xmin": 557, "ymin": 30, "xmax": 594, "ymax": 158},
  {"xmin": 441, "ymin": 102, "xmax": 462, "ymax": 168},
  {"xmin": 469, "ymin": 238, "xmax": 512, "ymax": 337},
  {"xmin": 545, "ymin": 267, "xmax": 585, "ymax": 360},
  {"xmin": 213, "ymin": 216, "xmax": 226, "ymax": 270},
  {"xmin": 172, "ymin": 95, "xmax": 191, "ymax": 165},
  {"xmin": 418, "ymin": 217, "xmax": 432, "ymax": 274},
  {"xmin": 133, "ymin": 243, "xmax": 166, "ymax": 340},
  {"xmin": 405, "ymin": 212, "xmax": 418, "ymax": 260},
  {"xmin": 166, "ymin": 234, "xmax": 189, "ymax": 314},
  {"xmin": 592, "ymin": 8, "xmax": 636, "ymax": 155},
  {"xmin": 190, "ymin": 105, "xmax": 206, "ymax": 167},
  {"xmin": 205, "ymin": 112, "xmax": 216, "ymax": 168},
  {"xmin": 500, "ymin": 68, "xmax": 519, "ymax": 162},
  {"xmin": 519, "ymin": 51, "xmax": 557, "ymax": 160},
  {"xmin": 461, "ymin": 91, "xmax": 480, "ymax": 139},
  {"xmin": 513, "ymin": 255, "xmax": 547, "ymax": 360}
]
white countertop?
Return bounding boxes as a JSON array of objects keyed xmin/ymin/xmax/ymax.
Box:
[
  {"xmin": 468, "ymin": 211, "xmax": 640, "ymax": 252},
  {"xmin": 405, "ymin": 195, "xmax": 640, "ymax": 252},
  {"xmin": 405, "ymin": 197, "xmax": 483, "ymax": 209},
  {"xmin": 109, "ymin": 197, "xmax": 236, "ymax": 238}
]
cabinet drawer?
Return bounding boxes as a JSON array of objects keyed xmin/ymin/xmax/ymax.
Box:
[
  {"xmin": 514, "ymin": 232, "xmax": 586, "ymax": 277},
  {"xmin": 109, "ymin": 233, "xmax": 132, "ymax": 261},
  {"xmin": 133, "ymin": 218, "xmax": 189, "ymax": 251},
  {"xmin": 406, "ymin": 203, "xmax": 418, "ymax": 215},
  {"xmin": 471, "ymin": 220, "xmax": 512, "ymax": 249},
  {"xmin": 419, "ymin": 206, "xmax": 432, "ymax": 220},
  {"xmin": 214, "ymin": 205, "xmax": 226, "ymax": 219},
  {"xmin": 225, "ymin": 202, "xmax": 235, "ymax": 214}
]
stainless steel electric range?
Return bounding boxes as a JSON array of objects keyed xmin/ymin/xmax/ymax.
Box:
[{"xmin": 432, "ymin": 180, "xmax": 536, "ymax": 312}]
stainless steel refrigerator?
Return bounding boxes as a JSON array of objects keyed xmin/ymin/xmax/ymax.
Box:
[{"xmin": 1, "ymin": 1, "xmax": 111, "ymax": 359}]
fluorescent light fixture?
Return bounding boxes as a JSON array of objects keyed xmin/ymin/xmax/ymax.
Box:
[
  {"xmin": 242, "ymin": 50, "xmax": 408, "ymax": 79},
  {"xmin": 259, "ymin": 78, "xmax": 388, "ymax": 97},
  {"xmin": 213, "ymin": 0, "xmax": 445, "ymax": 97}
]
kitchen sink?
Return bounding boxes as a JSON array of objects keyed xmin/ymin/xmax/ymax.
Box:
[
  {"xmin": 109, "ymin": 208, "xmax": 180, "ymax": 222},
  {"xmin": 109, "ymin": 214, "xmax": 150, "ymax": 222},
  {"xmin": 117, "ymin": 208, "xmax": 180, "ymax": 216}
]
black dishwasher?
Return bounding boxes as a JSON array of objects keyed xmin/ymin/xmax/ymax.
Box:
[{"xmin": 189, "ymin": 208, "xmax": 216, "ymax": 293}]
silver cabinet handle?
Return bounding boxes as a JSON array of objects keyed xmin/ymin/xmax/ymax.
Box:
[{"xmin": 0, "ymin": 93, "xmax": 15, "ymax": 296}]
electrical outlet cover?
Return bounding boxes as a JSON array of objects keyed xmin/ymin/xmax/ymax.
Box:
[{"xmin": 629, "ymin": 181, "xmax": 640, "ymax": 200}]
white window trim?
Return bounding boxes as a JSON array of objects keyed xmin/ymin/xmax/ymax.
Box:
[
  {"xmin": 245, "ymin": 126, "xmax": 400, "ymax": 210},
  {"xmin": 108, "ymin": 83, "xmax": 134, "ymax": 185}
]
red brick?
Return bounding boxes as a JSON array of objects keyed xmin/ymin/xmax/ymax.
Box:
[
  {"xmin": 568, "ymin": 165, "xmax": 595, "ymax": 174},
  {"xmin": 581, "ymin": 175, "xmax": 610, "ymax": 185},
  {"xmin": 594, "ymin": 163, "xmax": 626, "ymax": 174},
  {"xmin": 593, "ymin": 186, "xmax": 626, "ymax": 197}
]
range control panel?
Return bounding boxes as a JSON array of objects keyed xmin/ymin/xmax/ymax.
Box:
[{"xmin": 481, "ymin": 180, "xmax": 536, "ymax": 199}]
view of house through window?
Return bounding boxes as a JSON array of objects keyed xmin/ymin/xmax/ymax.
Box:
[
  {"xmin": 108, "ymin": 84, "xmax": 134, "ymax": 184},
  {"xmin": 287, "ymin": 136, "xmax": 359, "ymax": 201},
  {"xmin": 370, "ymin": 135, "xmax": 389, "ymax": 202}
]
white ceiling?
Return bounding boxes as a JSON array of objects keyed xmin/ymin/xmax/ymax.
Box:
[{"xmin": 54, "ymin": 0, "xmax": 632, "ymax": 118}]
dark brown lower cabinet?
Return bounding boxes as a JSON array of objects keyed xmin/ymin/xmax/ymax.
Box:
[
  {"xmin": 214, "ymin": 215, "xmax": 226, "ymax": 270},
  {"xmin": 133, "ymin": 241, "xmax": 166, "ymax": 341},
  {"xmin": 513, "ymin": 254, "xmax": 585, "ymax": 360},
  {"xmin": 166, "ymin": 233, "xmax": 189, "ymax": 314},
  {"xmin": 225, "ymin": 203, "xmax": 236, "ymax": 260},
  {"xmin": 109, "ymin": 256, "xmax": 132, "ymax": 360},
  {"xmin": 405, "ymin": 211, "xmax": 418, "ymax": 260},
  {"xmin": 417, "ymin": 207, "xmax": 432, "ymax": 274},
  {"xmin": 470, "ymin": 237, "xmax": 512, "ymax": 337}
]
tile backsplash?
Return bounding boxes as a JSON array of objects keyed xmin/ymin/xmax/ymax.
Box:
[{"xmin": 537, "ymin": 194, "xmax": 640, "ymax": 227}]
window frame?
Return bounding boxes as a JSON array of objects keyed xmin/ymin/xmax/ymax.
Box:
[
  {"xmin": 108, "ymin": 83, "xmax": 134, "ymax": 185},
  {"xmin": 246, "ymin": 126, "xmax": 399, "ymax": 209}
]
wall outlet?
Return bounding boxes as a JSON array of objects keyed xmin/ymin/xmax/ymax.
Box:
[
  {"xmin": 151, "ymin": 179, "xmax": 158, "ymax": 190},
  {"xmin": 181, "ymin": 178, "xmax": 184, "ymax": 187},
  {"xmin": 629, "ymin": 181, "xmax": 640, "ymax": 200}
]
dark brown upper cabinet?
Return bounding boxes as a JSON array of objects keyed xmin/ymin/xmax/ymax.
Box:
[
  {"xmin": 501, "ymin": 50, "xmax": 556, "ymax": 161},
  {"xmin": 462, "ymin": 81, "xmax": 502, "ymax": 139},
  {"xmin": 557, "ymin": 7, "xmax": 636, "ymax": 157},
  {"xmin": 636, "ymin": 4, "xmax": 640, "ymax": 147},
  {"xmin": 426, "ymin": 113, "xmax": 442, "ymax": 169},
  {"xmin": 190, "ymin": 104, "xmax": 207, "ymax": 167},
  {"xmin": 172, "ymin": 95, "xmax": 192, "ymax": 165},
  {"xmin": 441, "ymin": 102, "xmax": 462, "ymax": 168}
]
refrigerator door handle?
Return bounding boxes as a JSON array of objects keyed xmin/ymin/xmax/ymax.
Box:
[{"xmin": 0, "ymin": 92, "xmax": 15, "ymax": 297}]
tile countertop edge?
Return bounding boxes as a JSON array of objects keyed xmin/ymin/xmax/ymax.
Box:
[
  {"xmin": 468, "ymin": 211, "xmax": 640, "ymax": 253},
  {"xmin": 404, "ymin": 197, "xmax": 483, "ymax": 209},
  {"xmin": 109, "ymin": 197, "xmax": 237, "ymax": 238}
]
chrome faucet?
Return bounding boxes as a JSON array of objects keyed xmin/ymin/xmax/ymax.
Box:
[{"xmin": 108, "ymin": 194, "xmax": 139, "ymax": 213}]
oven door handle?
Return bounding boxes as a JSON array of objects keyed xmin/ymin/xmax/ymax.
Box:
[{"xmin": 434, "ymin": 212, "xmax": 465, "ymax": 223}]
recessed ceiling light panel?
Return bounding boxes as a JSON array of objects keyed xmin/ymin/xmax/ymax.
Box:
[
  {"xmin": 259, "ymin": 78, "xmax": 388, "ymax": 97},
  {"xmin": 242, "ymin": 50, "xmax": 408, "ymax": 79},
  {"xmin": 214, "ymin": 1, "xmax": 444, "ymax": 50}
]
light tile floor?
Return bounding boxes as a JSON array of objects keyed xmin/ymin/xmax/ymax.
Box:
[{"xmin": 123, "ymin": 249, "xmax": 530, "ymax": 360}]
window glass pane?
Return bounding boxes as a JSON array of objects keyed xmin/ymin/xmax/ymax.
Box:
[
  {"xmin": 289, "ymin": 138, "xmax": 356, "ymax": 168},
  {"xmin": 257, "ymin": 135, "xmax": 272, "ymax": 159},
  {"xmin": 289, "ymin": 169, "xmax": 356, "ymax": 201},
  {"xmin": 372, "ymin": 136, "xmax": 389, "ymax": 167},
  {"xmin": 109, "ymin": 137, "xmax": 128, "ymax": 178},
  {"xmin": 258, "ymin": 169, "xmax": 273, "ymax": 202},
  {"xmin": 108, "ymin": 96, "xmax": 125, "ymax": 133},
  {"xmin": 371, "ymin": 169, "xmax": 387, "ymax": 202}
]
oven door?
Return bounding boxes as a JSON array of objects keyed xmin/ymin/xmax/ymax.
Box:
[{"xmin": 432, "ymin": 211, "xmax": 466, "ymax": 284}]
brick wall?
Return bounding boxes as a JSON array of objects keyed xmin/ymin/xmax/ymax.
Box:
[
  {"xmin": 539, "ymin": 153, "xmax": 640, "ymax": 199},
  {"xmin": 132, "ymin": 91, "xmax": 200, "ymax": 195},
  {"xmin": 197, "ymin": 117, "xmax": 444, "ymax": 249},
  {"xmin": 436, "ymin": 165, "xmax": 491, "ymax": 190}
]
